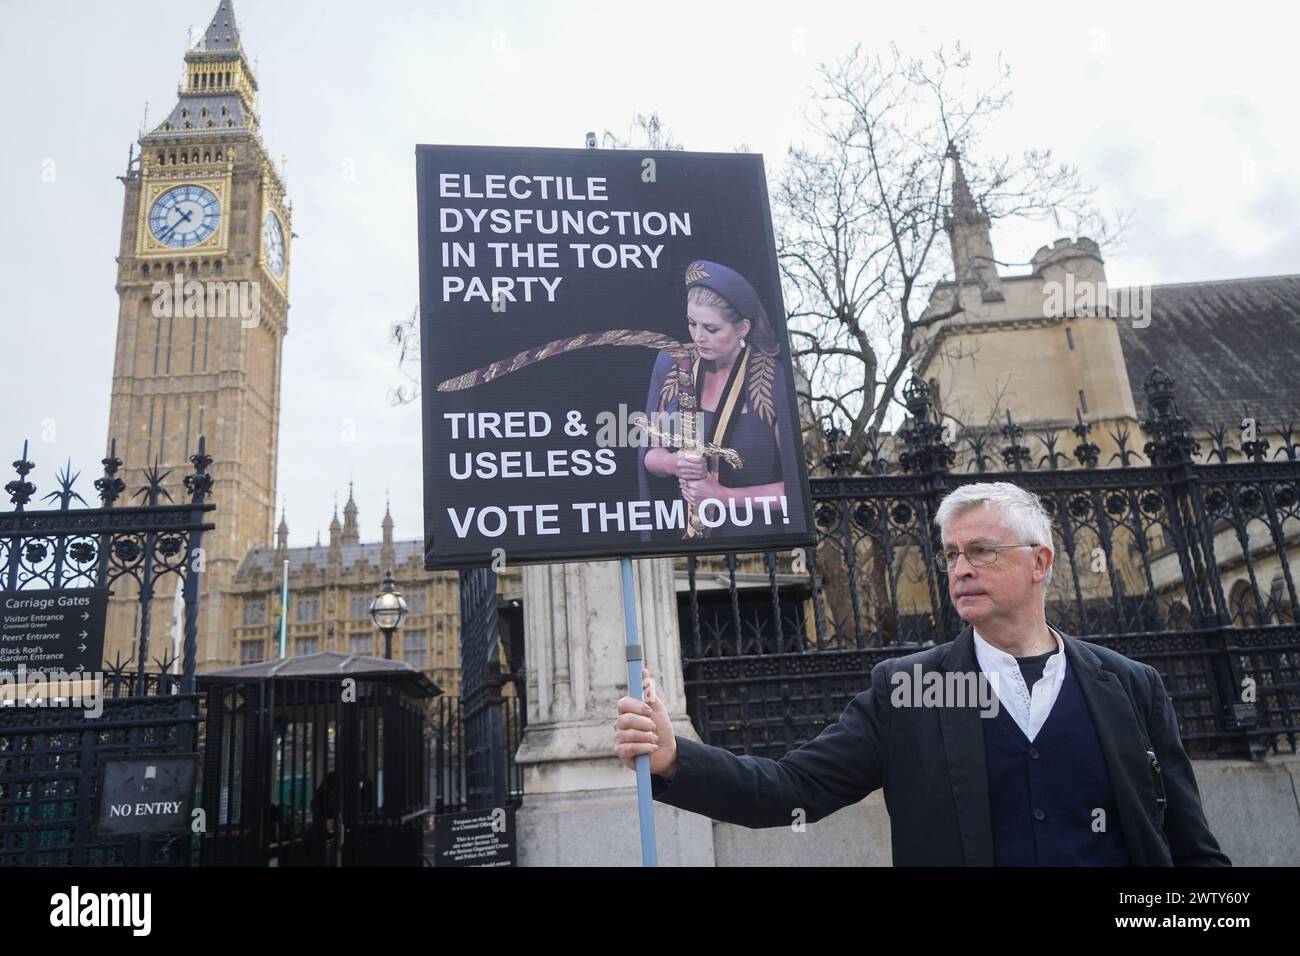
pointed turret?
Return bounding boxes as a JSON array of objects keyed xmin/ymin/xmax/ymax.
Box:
[
  {"xmin": 944, "ymin": 145, "xmax": 1003, "ymax": 301},
  {"xmin": 328, "ymin": 497, "xmax": 342, "ymax": 550},
  {"xmin": 342, "ymin": 481, "xmax": 361, "ymax": 546},
  {"xmin": 275, "ymin": 506, "xmax": 289, "ymax": 553},
  {"xmin": 200, "ymin": 0, "xmax": 241, "ymax": 53},
  {"xmin": 381, "ymin": 496, "xmax": 396, "ymax": 572},
  {"xmin": 143, "ymin": 0, "xmax": 259, "ymax": 143}
]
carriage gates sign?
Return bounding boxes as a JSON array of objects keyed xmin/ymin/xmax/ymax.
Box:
[{"xmin": 0, "ymin": 587, "xmax": 107, "ymax": 675}]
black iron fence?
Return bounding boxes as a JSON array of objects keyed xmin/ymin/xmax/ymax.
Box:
[
  {"xmin": 0, "ymin": 439, "xmax": 214, "ymax": 866},
  {"xmin": 429, "ymin": 693, "xmax": 524, "ymax": 814},
  {"xmin": 198, "ymin": 673, "xmax": 434, "ymax": 867},
  {"xmin": 679, "ymin": 367, "xmax": 1300, "ymax": 762}
]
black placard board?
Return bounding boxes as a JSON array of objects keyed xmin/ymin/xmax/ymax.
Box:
[{"xmin": 416, "ymin": 144, "xmax": 815, "ymax": 569}]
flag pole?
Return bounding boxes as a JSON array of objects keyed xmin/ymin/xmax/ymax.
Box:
[
  {"xmin": 278, "ymin": 558, "xmax": 289, "ymax": 658},
  {"xmin": 620, "ymin": 556, "xmax": 658, "ymax": 866}
]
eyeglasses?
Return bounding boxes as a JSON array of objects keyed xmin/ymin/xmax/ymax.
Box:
[{"xmin": 935, "ymin": 543, "xmax": 1038, "ymax": 571}]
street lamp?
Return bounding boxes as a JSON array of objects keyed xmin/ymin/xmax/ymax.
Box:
[{"xmin": 368, "ymin": 569, "xmax": 407, "ymax": 660}]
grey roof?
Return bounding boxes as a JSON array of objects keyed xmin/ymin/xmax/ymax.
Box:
[
  {"xmin": 201, "ymin": 0, "xmax": 241, "ymax": 53},
  {"xmin": 201, "ymin": 651, "xmax": 441, "ymax": 696},
  {"xmin": 146, "ymin": 93, "xmax": 250, "ymax": 140},
  {"xmin": 236, "ymin": 539, "xmax": 425, "ymax": 579},
  {"xmin": 1116, "ymin": 274, "xmax": 1300, "ymax": 430},
  {"xmin": 141, "ymin": 2, "xmax": 252, "ymax": 143}
]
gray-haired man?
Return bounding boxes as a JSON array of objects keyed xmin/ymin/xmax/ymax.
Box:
[{"xmin": 613, "ymin": 481, "xmax": 1229, "ymax": 865}]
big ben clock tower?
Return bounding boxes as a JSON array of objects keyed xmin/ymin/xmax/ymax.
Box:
[{"xmin": 106, "ymin": 0, "xmax": 290, "ymax": 670}]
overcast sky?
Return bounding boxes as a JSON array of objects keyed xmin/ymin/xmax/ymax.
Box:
[{"xmin": 1, "ymin": 0, "xmax": 1296, "ymax": 550}]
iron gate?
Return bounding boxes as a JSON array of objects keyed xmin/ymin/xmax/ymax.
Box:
[
  {"xmin": 679, "ymin": 368, "xmax": 1300, "ymax": 762},
  {"xmin": 0, "ymin": 438, "xmax": 214, "ymax": 865}
]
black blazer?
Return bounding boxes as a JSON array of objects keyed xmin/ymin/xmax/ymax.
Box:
[{"xmin": 652, "ymin": 624, "xmax": 1230, "ymax": 866}]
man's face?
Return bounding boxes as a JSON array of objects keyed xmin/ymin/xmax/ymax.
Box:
[{"xmin": 942, "ymin": 504, "xmax": 1050, "ymax": 627}]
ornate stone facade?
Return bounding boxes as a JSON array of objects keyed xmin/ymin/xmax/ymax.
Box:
[{"xmin": 230, "ymin": 488, "xmax": 521, "ymax": 696}]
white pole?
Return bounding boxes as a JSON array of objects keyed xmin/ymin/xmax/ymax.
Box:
[
  {"xmin": 171, "ymin": 579, "xmax": 183, "ymax": 675},
  {"xmin": 279, "ymin": 558, "xmax": 290, "ymax": 658}
]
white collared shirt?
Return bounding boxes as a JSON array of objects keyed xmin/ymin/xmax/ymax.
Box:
[{"xmin": 973, "ymin": 625, "xmax": 1067, "ymax": 743}]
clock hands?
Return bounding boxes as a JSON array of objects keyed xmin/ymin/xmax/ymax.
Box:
[{"xmin": 156, "ymin": 206, "xmax": 194, "ymax": 243}]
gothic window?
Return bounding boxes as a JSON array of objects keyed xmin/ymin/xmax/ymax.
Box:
[
  {"xmin": 243, "ymin": 598, "xmax": 266, "ymax": 626},
  {"xmin": 296, "ymin": 593, "xmax": 321, "ymax": 622},
  {"xmin": 404, "ymin": 630, "xmax": 428, "ymax": 668},
  {"xmin": 296, "ymin": 637, "xmax": 319, "ymax": 656},
  {"xmin": 350, "ymin": 634, "xmax": 373, "ymax": 655},
  {"xmin": 241, "ymin": 641, "xmax": 265, "ymax": 664},
  {"xmin": 221, "ymin": 106, "xmax": 228, "ymax": 116},
  {"xmin": 207, "ymin": 121, "xmax": 215, "ymax": 128},
  {"xmin": 157, "ymin": 152, "xmax": 164, "ymax": 165},
  {"xmin": 1166, "ymin": 601, "xmax": 1192, "ymax": 630},
  {"xmin": 350, "ymin": 593, "xmax": 370, "ymax": 618},
  {"xmin": 1269, "ymin": 573, "xmax": 1295, "ymax": 624},
  {"xmin": 1229, "ymin": 579, "xmax": 1260, "ymax": 627},
  {"xmin": 214, "ymin": 260, "xmax": 222, "ymax": 274},
  {"xmin": 181, "ymin": 108, "xmax": 188, "ymax": 118},
  {"xmin": 406, "ymin": 590, "xmax": 428, "ymax": 615},
  {"xmin": 227, "ymin": 120, "xmax": 235, "ymax": 128},
  {"xmin": 142, "ymin": 263, "xmax": 150, "ymax": 278}
]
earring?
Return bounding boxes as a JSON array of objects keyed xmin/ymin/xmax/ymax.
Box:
[{"xmin": 740, "ymin": 337, "xmax": 747, "ymax": 348}]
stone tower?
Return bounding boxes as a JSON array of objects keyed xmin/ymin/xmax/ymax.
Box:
[
  {"xmin": 104, "ymin": 0, "xmax": 291, "ymax": 671},
  {"xmin": 913, "ymin": 150, "xmax": 1138, "ymax": 451},
  {"xmin": 944, "ymin": 144, "xmax": 1003, "ymax": 301}
]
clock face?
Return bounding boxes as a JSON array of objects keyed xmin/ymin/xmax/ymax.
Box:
[
  {"xmin": 148, "ymin": 185, "xmax": 221, "ymax": 248},
  {"xmin": 263, "ymin": 210, "xmax": 286, "ymax": 278}
]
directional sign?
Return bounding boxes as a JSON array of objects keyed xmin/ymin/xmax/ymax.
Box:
[{"xmin": 0, "ymin": 587, "xmax": 108, "ymax": 675}]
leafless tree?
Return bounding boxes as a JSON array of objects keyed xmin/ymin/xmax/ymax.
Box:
[
  {"xmin": 600, "ymin": 111, "xmax": 684, "ymax": 151},
  {"xmin": 388, "ymin": 304, "xmax": 421, "ymax": 406},
  {"xmin": 777, "ymin": 42, "xmax": 1125, "ymax": 475}
]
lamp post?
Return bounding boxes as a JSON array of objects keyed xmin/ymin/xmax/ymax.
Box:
[{"xmin": 368, "ymin": 569, "xmax": 407, "ymax": 660}]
